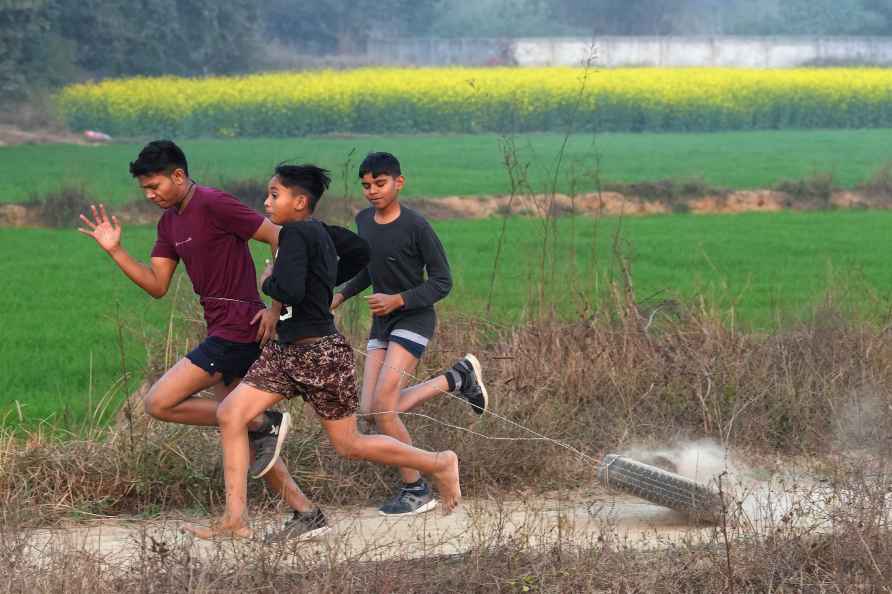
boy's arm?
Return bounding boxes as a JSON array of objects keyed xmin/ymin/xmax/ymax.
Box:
[
  {"xmin": 324, "ymin": 224, "xmax": 371, "ymax": 285},
  {"xmin": 400, "ymin": 220, "xmax": 452, "ymax": 310},
  {"xmin": 336, "ymin": 268, "xmax": 371, "ymax": 303},
  {"xmin": 79, "ymin": 204, "xmax": 178, "ymax": 299},
  {"xmin": 261, "ymin": 226, "xmax": 308, "ymax": 306},
  {"xmin": 249, "ymin": 219, "xmax": 283, "ymax": 344},
  {"xmin": 252, "ymin": 218, "xmax": 281, "ymax": 254}
]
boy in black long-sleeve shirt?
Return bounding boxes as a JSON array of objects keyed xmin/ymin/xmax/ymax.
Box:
[
  {"xmin": 183, "ymin": 164, "xmax": 461, "ymax": 542},
  {"xmin": 333, "ymin": 152, "xmax": 488, "ymax": 516}
]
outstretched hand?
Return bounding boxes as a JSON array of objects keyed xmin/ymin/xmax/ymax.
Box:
[{"xmin": 78, "ymin": 204, "xmax": 122, "ymax": 252}]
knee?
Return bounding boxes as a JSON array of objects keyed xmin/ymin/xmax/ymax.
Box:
[
  {"xmin": 215, "ymin": 401, "xmax": 242, "ymax": 430},
  {"xmin": 331, "ymin": 434, "xmax": 361, "ymax": 460},
  {"xmin": 143, "ymin": 390, "xmax": 167, "ymax": 420}
]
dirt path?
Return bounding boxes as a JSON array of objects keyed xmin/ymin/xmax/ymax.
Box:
[
  {"xmin": 22, "ymin": 489, "xmax": 722, "ymax": 567},
  {"xmin": 20, "ymin": 476, "xmax": 847, "ymax": 569}
]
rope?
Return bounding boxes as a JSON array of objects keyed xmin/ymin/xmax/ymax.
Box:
[{"xmin": 348, "ymin": 346, "xmax": 602, "ymax": 468}]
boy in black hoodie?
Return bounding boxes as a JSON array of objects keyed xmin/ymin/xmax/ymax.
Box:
[{"xmin": 182, "ymin": 164, "xmax": 461, "ymax": 542}]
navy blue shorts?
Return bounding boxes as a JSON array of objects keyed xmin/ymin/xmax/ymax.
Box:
[
  {"xmin": 367, "ymin": 329, "xmax": 428, "ymax": 360},
  {"xmin": 186, "ymin": 336, "xmax": 261, "ymax": 386}
]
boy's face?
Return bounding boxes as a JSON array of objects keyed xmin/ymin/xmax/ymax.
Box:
[
  {"xmin": 264, "ymin": 176, "xmax": 309, "ymax": 224},
  {"xmin": 360, "ymin": 173, "xmax": 404, "ymax": 210},
  {"xmin": 136, "ymin": 168, "xmax": 188, "ymax": 209}
]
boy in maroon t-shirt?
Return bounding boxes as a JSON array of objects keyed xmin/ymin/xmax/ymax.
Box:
[{"xmin": 78, "ymin": 140, "xmax": 310, "ymax": 521}]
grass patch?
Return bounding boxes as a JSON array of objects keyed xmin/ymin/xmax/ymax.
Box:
[
  {"xmin": 1, "ymin": 129, "xmax": 892, "ymax": 204},
  {"xmin": 3, "ymin": 210, "xmax": 892, "ymax": 428}
]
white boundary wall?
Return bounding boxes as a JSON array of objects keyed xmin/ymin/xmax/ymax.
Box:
[
  {"xmin": 515, "ymin": 36, "xmax": 892, "ymax": 67},
  {"xmin": 367, "ymin": 36, "xmax": 892, "ymax": 67}
]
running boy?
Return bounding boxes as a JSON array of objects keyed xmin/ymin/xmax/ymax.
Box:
[
  {"xmin": 78, "ymin": 140, "xmax": 318, "ymax": 525},
  {"xmin": 331, "ymin": 152, "xmax": 487, "ymax": 516},
  {"xmin": 182, "ymin": 163, "xmax": 461, "ymax": 541}
]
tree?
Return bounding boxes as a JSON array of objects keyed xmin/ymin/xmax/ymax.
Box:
[
  {"xmin": 0, "ymin": 0, "xmax": 51, "ymax": 98},
  {"xmin": 264, "ymin": 0, "xmax": 439, "ymax": 53},
  {"xmin": 50, "ymin": 0, "xmax": 261, "ymax": 77}
]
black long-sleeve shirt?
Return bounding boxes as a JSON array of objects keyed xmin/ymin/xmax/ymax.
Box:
[
  {"xmin": 262, "ymin": 220, "xmax": 369, "ymax": 343},
  {"xmin": 340, "ymin": 206, "xmax": 451, "ymax": 340}
]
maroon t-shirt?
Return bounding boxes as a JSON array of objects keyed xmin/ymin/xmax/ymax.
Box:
[{"xmin": 151, "ymin": 185, "xmax": 265, "ymax": 343}]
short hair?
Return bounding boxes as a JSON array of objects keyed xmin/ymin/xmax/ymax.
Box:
[
  {"xmin": 129, "ymin": 140, "xmax": 189, "ymax": 177},
  {"xmin": 358, "ymin": 152, "xmax": 401, "ymax": 179},
  {"xmin": 274, "ymin": 163, "xmax": 331, "ymax": 211}
]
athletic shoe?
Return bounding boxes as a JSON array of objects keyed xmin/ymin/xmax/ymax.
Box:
[
  {"xmin": 378, "ymin": 481, "xmax": 438, "ymax": 516},
  {"xmin": 450, "ymin": 354, "xmax": 488, "ymax": 415},
  {"xmin": 248, "ymin": 410, "xmax": 291, "ymax": 479},
  {"xmin": 264, "ymin": 508, "xmax": 331, "ymax": 544}
]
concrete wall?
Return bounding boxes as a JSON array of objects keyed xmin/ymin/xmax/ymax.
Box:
[{"xmin": 367, "ymin": 36, "xmax": 892, "ymax": 68}]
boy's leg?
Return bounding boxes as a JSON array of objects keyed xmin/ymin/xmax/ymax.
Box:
[
  {"xmin": 212, "ymin": 382, "xmax": 315, "ymax": 516},
  {"xmin": 143, "ymin": 358, "xmax": 225, "ymax": 425},
  {"xmin": 369, "ymin": 342, "xmax": 422, "ymax": 484},
  {"xmin": 395, "ymin": 375, "xmax": 449, "ymax": 413},
  {"xmin": 182, "ymin": 382, "xmax": 287, "ymax": 539},
  {"xmin": 144, "ymin": 337, "xmax": 270, "ymax": 429},
  {"xmin": 359, "ymin": 345, "xmax": 387, "ymax": 418},
  {"xmin": 322, "ymin": 414, "xmax": 461, "ymax": 512},
  {"xmin": 396, "ymin": 354, "xmax": 489, "ymax": 416}
]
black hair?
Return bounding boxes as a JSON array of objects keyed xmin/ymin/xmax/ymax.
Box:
[
  {"xmin": 358, "ymin": 152, "xmax": 401, "ymax": 179},
  {"xmin": 274, "ymin": 163, "xmax": 332, "ymax": 211},
  {"xmin": 129, "ymin": 140, "xmax": 189, "ymax": 177}
]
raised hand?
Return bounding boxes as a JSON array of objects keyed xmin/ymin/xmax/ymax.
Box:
[{"xmin": 78, "ymin": 204, "xmax": 122, "ymax": 252}]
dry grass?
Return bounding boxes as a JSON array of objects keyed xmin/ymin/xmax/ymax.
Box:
[
  {"xmin": 1, "ymin": 272, "xmax": 891, "ymax": 590},
  {"xmin": 2, "ymin": 284, "xmax": 891, "ymax": 524},
  {"xmin": 0, "ymin": 463, "xmax": 889, "ymax": 592}
]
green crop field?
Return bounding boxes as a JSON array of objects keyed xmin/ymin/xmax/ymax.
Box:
[
  {"xmin": 1, "ymin": 129, "xmax": 891, "ymax": 204},
  {"xmin": 2, "ymin": 210, "xmax": 891, "ymax": 429}
]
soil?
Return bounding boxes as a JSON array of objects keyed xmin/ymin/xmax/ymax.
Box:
[
  {"xmin": 20, "ymin": 473, "xmax": 848, "ymax": 569},
  {"xmin": 1, "ymin": 190, "xmax": 888, "ymax": 229},
  {"xmin": 0, "ymin": 125, "xmax": 90, "ymax": 147},
  {"xmin": 20, "ymin": 488, "xmax": 722, "ymax": 566}
]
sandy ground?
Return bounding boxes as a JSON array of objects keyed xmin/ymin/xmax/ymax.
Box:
[
  {"xmin": 20, "ymin": 489, "xmax": 723, "ymax": 567},
  {"xmin": 0, "ymin": 125, "xmax": 89, "ymax": 147},
  {"xmin": 18, "ymin": 474, "xmax": 850, "ymax": 569}
]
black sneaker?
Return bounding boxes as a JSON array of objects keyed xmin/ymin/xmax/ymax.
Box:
[
  {"xmin": 451, "ymin": 354, "xmax": 488, "ymax": 415},
  {"xmin": 248, "ymin": 410, "xmax": 291, "ymax": 479},
  {"xmin": 265, "ymin": 508, "xmax": 331, "ymax": 544},
  {"xmin": 378, "ymin": 481, "xmax": 438, "ymax": 516}
]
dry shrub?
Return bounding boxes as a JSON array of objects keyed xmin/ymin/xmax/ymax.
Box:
[
  {"xmin": 773, "ymin": 172, "xmax": 835, "ymax": 209},
  {"xmin": 33, "ymin": 186, "xmax": 93, "ymax": 228},
  {"xmin": 858, "ymin": 161, "xmax": 892, "ymax": 202},
  {"xmin": 1, "ymin": 465, "xmax": 889, "ymax": 592},
  {"xmin": 3, "ymin": 285, "xmax": 892, "ymax": 523}
]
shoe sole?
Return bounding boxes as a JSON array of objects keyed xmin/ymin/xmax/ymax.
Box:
[
  {"xmin": 251, "ymin": 411, "xmax": 291, "ymax": 479},
  {"xmin": 294, "ymin": 525, "xmax": 332, "ymax": 542},
  {"xmin": 464, "ymin": 353, "xmax": 489, "ymax": 415},
  {"xmin": 265, "ymin": 524, "xmax": 331, "ymax": 545},
  {"xmin": 377, "ymin": 498, "xmax": 439, "ymax": 517}
]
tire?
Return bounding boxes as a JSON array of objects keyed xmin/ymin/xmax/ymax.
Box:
[{"xmin": 596, "ymin": 454, "xmax": 723, "ymax": 521}]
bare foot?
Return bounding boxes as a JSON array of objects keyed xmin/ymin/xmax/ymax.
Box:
[
  {"xmin": 430, "ymin": 450, "xmax": 461, "ymax": 513},
  {"xmin": 181, "ymin": 520, "xmax": 252, "ymax": 540}
]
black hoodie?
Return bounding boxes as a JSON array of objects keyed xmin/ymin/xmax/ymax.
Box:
[{"xmin": 262, "ymin": 221, "xmax": 369, "ymax": 343}]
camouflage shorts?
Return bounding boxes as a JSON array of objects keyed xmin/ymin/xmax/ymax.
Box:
[{"xmin": 242, "ymin": 333, "xmax": 358, "ymax": 420}]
